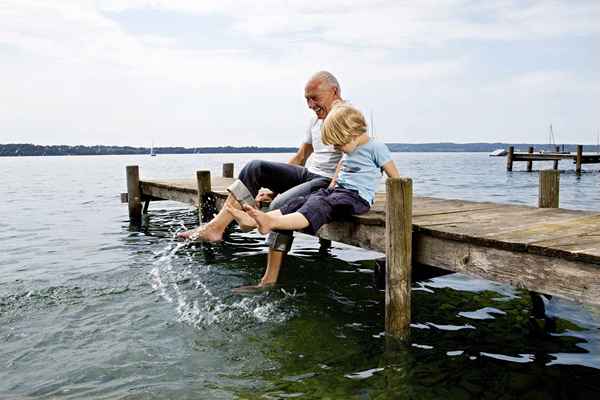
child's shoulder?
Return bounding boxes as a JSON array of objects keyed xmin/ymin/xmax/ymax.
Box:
[{"xmin": 365, "ymin": 139, "xmax": 390, "ymax": 152}]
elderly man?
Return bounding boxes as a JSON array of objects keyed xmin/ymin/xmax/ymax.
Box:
[{"xmin": 178, "ymin": 71, "xmax": 343, "ymax": 288}]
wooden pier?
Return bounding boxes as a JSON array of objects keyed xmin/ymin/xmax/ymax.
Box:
[
  {"xmin": 124, "ymin": 165, "xmax": 600, "ymax": 339},
  {"xmin": 506, "ymin": 145, "xmax": 600, "ymax": 175}
]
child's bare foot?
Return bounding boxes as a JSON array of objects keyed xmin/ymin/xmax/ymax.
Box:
[
  {"xmin": 176, "ymin": 223, "xmax": 223, "ymax": 242},
  {"xmin": 225, "ymin": 205, "xmax": 257, "ymax": 232},
  {"xmin": 243, "ymin": 205, "xmax": 277, "ymax": 235}
]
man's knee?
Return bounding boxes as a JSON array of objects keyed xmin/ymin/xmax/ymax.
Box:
[{"xmin": 239, "ymin": 160, "xmax": 268, "ymax": 180}]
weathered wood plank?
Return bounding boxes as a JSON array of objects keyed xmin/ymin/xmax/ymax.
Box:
[
  {"xmin": 136, "ymin": 178, "xmax": 600, "ymax": 266},
  {"xmin": 414, "ymin": 234, "xmax": 600, "ymax": 305}
]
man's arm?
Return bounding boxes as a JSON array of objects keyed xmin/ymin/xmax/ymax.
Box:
[
  {"xmin": 382, "ymin": 161, "xmax": 400, "ymax": 178},
  {"xmin": 288, "ymin": 143, "xmax": 314, "ymax": 166}
]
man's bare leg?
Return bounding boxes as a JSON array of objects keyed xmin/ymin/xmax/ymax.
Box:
[
  {"xmin": 259, "ymin": 249, "xmax": 284, "ymax": 286},
  {"xmin": 232, "ymin": 249, "xmax": 285, "ymax": 293},
  {"xmin": 176, "ymin": 195, "xmax": 238, "ymax": 242}
]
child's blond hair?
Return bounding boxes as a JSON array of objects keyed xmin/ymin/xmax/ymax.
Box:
[{"xmin": 322, "ymin": 104, "xmax": 367, "ymax": 145}]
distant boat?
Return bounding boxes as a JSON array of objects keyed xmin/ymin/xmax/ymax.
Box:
[
  {"xmin": 489, "ymin": 148, "xmax": 507, "ymax": 157},
  {"xmin": 150, "ymin": 141, "xmax": 156, "ymax": 157}
]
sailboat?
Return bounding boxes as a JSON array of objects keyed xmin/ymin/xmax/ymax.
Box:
[{"xmin": 150, "ymin": 141, "xmax": 156, "ymax": 157}]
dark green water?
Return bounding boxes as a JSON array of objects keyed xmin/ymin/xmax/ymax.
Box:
[{"xmin": 1, "ymin": 154, "xmax": 599, "ymax": 399}]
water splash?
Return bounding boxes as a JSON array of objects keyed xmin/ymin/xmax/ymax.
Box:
[{"xmin": 149, "ymin": 239, "xmax": 295, "ymax": 329}]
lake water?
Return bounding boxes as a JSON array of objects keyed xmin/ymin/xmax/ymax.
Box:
[{"xmin": 1, "ymin": 153, "xmax": 600, "ymax": 399}]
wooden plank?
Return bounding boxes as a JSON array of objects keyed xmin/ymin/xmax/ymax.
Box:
[
  {"xmin": 135, "ymin": 177, "xmax": 600, "ymax": 266},
  {"xmin": 414, "ymin": 233, "xmax": 600, "ymax": 305},
  {"xmin": 513, "ymin": 154, "xmax": 575, "ymax": 161},
  {"xmin": 317, "ymin": 222, "xmax": 385, "ymax": 253},
  {"xmin": 140, "ymin": 181, "xmax": 198, "ymax": 205}
]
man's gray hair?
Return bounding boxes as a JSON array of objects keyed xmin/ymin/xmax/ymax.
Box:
[{"xmin": 311, "ymin": 71, "xmax": 340, "ymax": 91}]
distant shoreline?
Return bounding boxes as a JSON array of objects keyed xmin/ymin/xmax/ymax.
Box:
[{"xmin": 0, "ymin": 143, "xmax": 595, "ymax": 157}]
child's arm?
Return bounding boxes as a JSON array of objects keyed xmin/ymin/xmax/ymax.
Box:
[
  {"xmin": 382, "ymin": 160, "xmax": 400, "ymax": 178},
  {"xmin": 328, "ymin": 160, "xmax": 343, "ymax": 188}
]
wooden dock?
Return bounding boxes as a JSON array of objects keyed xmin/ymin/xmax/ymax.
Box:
[
  {"xmin": 123, "ymin": 165, "xmax": 600, "ymax": 339},
  {"xmin": 506, "ymin": 145, "xmax": 600, "ymax": 175}
]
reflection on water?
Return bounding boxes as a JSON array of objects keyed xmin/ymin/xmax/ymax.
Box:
[{"xmin": 1, "ymin": 153, "xmax": 600, "ymax": 399}]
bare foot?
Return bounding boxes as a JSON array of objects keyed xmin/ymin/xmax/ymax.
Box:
[
  {"xmin": 231, "ymin": 283, "xmax": 275, "ymax": 294},
  {"xmin": 176, "ymin": 223, "xmax": 223, "ymax": 242},
  {"xmin": 243, "ymin": 205, "xmax": 276, "ymax": 235},
  {"xmin": 224, "ymin": 205, "xmax": 257, "ymax": 232}
]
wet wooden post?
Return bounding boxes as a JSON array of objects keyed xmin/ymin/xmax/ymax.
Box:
[
  {"xmin": 531, "ymin": 169, "xmax": 560, "ymax": 330},
  {"xmin": 576, "ymin": 145, "xmax": 583, "ymax": 176},
  {"xmin": 385, "ymin": 177, "xmax": 412, "ymax": 340},
  {"xmin": 507, "ymin": 146, "xmax": 514, "ymax": 171},
  {"xmin": 196, "ymin": 170, "xmax": 212, "ymax": 223},
  {"xmin": 126, "ymin": 165, "xmax": 142, "ymax": 225},
  {"xmin": 553, "ymin": 145, "xmax": 560, "ymax": 170},
  {"xmin": 539, "ymin": 170, "xmax": 560, "ymax": 208},
  {"xmin": 527, "ymin": 146, "xmax": 534, "ymax": 172},
  {"xmin": 222, "ymin": 163, "xmax": 234, "ymax": 178}
]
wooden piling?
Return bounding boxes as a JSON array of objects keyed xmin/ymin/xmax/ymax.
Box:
[
  {"xmin": 538, "ymin": 170, "xmax": 560, "ymax": 208},
  {"xmin": 527, "ymin": 146, "xmax": 534, "ymax": 172},
  {"xmin": 385, "ymin": 177, "xmax": 412, "ymax": 339},
  {"xmin": 222, "ymin": 163, "xmax": 234, "ymax": 178},
  {"xmin": 553, "ymin": 145, "xmax": 560, "ymax": 170},
  {"xmin": 126, "ymin": 165, "xmax": 142, "ymax": 225},
  {"xmin": 576, "ymin": 145, "xmax": 583, "ymax": 176},
  {"xmin": 196, "ymin": 170, "xmax": 212, "ymax": 223},
  {"xmin": 507, "ymin": 146, "xmax": 514, "ymax": 171}
]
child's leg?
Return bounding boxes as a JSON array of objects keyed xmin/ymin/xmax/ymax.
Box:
[
  {"xmin": 244, "ymin": 206, "xmax": 309, "ymax": 234},
  {"xmin": 225, "ymin": 205, "xmax": 257, "ymax": 232}
]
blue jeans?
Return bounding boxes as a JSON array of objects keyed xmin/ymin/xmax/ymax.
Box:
[{"xmin": 238, "ymin": 160, "xmax": 331, "ymax": 210}]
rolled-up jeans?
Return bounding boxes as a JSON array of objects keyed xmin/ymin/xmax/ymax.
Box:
[
  {"xmin": 238, "ymin": 160, "xmax": 331, "ymax": 210},
  {"xmin": 238, "ymin": 160, "xmax": 331, "ymax": 252}
]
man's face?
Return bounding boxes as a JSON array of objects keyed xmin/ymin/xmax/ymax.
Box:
[{"xmin": 304, "ymin": 79, "xmax": 338, "ymax": 119}]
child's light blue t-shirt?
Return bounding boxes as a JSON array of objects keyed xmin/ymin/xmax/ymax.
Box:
[{"xmin": 336, "ymin": 139, "xmax": 392, "ymax": 204}]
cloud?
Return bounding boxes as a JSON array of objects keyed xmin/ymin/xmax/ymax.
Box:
[{"xmin": 0, "ymin": 0, "xmax": 599, "ymax": 146}]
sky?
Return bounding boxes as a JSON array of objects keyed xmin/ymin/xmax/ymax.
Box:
[{"xmin": 1, "ymin": 0, "xmax": 599, "ymax": 147}]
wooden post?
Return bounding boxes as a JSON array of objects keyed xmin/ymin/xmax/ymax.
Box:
[
  {"xmin": 507, "ymin": 146, "xmax": 514, "ymax": 171},
  {"xmin": 126, "ymin": 165, "xmax": 142, "ymax": 225},
  {"xmin": 527, "ymin": 146, "xmax": 534, "ymax": 172},
  {"xmin": 222, "ymin": 163, "xmax": 234, "ymax": 178},
  {"xmin": 385, "ymin": 177, "xmax": 412, "ymax": 339},
  {"xmin": 538, "ymin": 170, "xmax": 560, "ymax": 208},
  {"xmin": 576, "ymin": 145, "xmax": 583, "ymax": 176},
  {"xmin": 196, "ymin": 170, "xmax": 212, "ymax": 223},
  {"xmin": 553, "ymin": 145, "xmax": 560, "ymax": 170}
]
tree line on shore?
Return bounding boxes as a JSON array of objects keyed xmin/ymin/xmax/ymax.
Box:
[{"xmin": 0, "ymin": 143, "xmax": 587, "ymax": 157}]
